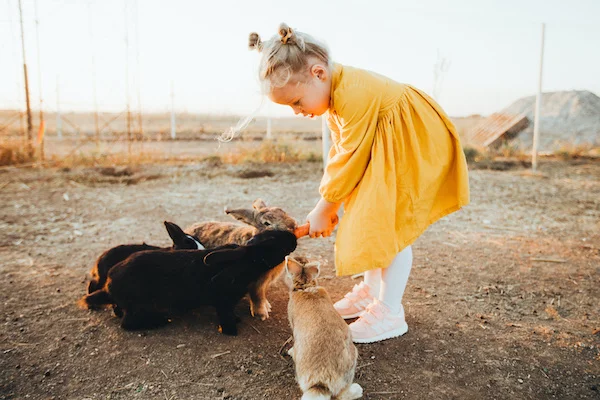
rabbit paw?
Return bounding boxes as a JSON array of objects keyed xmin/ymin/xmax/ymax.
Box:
[{"xmin": 252, "ymin": 301, "xmax": 271, "ymax": 320}]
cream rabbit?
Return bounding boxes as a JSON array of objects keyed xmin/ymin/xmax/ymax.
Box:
[{"xmin": 285, "ymin": 256, "xmax": 363, "ymax": 400}]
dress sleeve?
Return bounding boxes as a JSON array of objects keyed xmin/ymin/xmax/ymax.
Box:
[{"xmin": 319, "ymin": 85, "xmax": 382, "ymax": 203}]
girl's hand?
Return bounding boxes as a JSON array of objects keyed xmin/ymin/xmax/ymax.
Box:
[{"xmin": 306, "ymin": 198, "xmax": 341, "ymax": 238}]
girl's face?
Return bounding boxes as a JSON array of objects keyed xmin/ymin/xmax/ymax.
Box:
[{"xmin": 268, "ymin": 64, "xmax": 331, "ymax": 118}]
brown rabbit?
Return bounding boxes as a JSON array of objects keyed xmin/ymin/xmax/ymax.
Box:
[
  {"xmin": 185, "ymin": 199, "xmax": 297, "ymax": 320},
  {"xmin": 285, "ymin": 256, "xmax": 363, "ymax": 400}
]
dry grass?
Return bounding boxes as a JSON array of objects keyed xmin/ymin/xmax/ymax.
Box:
[
  {"xmin": 462, "ymin": 141, "xmax": 600, "ymax": 164},
  {"xmin": 52, "ymin": 147, "xmax": 179, "ymax": 168},
  {"xmin": 2, "ymin": 135, "xmax": 595, "ymax": 170},
  {"xmin": 0, "ymin": 138, "xmax": 323, "ymax": 169},
  {"xmin": 220, "ymin": 140, "xmax": 321, "ymax": 164},
  {"xmin": 0, "ymin": 140, "xmax": 193, "ymax": 169},
  {"xmin": 0, "ymin": 139, "xmax": 36, "ymax": 166},
  {"xmin": 496, "ymin": 142, "xmax": 523, "ymax": 158},
  {"xmin": 555, "ymin": 142, "xmax": 600, "ymax": 160},
  {"xmin": 462, "ymin": 146, "xmax": 482, "ymax": 163}
]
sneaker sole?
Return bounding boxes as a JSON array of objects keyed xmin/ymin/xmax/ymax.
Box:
[{"xmin": 352, "ymin": 322, "xmax": 408, "ymax": 344}]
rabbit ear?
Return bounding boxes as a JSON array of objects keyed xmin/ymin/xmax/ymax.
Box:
[
  {"xmin": 252, "ymin": 199, "xmax": 267, "ymax": 210},
  {"xmin": 285, "ymin": 256, "xmax": 304, "ymax": 276},
  {"xmin": 284, "ymin": 256, "xmax": 291, "ymax": 277},
  {"xmin": 304, "ymin": 262, "xmax": 321, "ymax": 281},
  {"xmin": 203, "ymin": 246, "xmax": 247, "ymax": 266},
  {"xmin": 164, "ymin": 221, "xmax": 187, "ymax": 245},
  {"xmin": 225, "ymin": 207, "xmax": 259, "ymax": 227}
]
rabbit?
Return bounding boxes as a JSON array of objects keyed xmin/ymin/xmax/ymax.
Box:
[
  {"xmin": 285, "ymin": 256, "xmax": 363, "ymax": 400},
  {"xmin": 85, "ymin": 221, "xmax": 204, "ymax": 297},
  {"xmin": 186, "ymin": 198, "xmax": 298, "ymax": 320},
  {"xmin": 81, "ymin": 230, "xmax": 298, "ymax": 335}
]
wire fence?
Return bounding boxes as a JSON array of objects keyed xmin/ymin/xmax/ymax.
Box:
[{"xmin": 1, "ymin": 1, "xmax": 599, "ymax": 164}]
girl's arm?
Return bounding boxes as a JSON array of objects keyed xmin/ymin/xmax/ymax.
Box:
[{"xmin": 319, "ymin": 85, "xmax": 382, "ymax": 204}]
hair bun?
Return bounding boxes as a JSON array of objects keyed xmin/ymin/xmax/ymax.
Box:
[
  {"xmin": 278, "ymin": 23, "xmax": 294, "ymax": 44},
  {"xmin": 248, "ymin": 32, "xmax": 263, "ymax": 52}
]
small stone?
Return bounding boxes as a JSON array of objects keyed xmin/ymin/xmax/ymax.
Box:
[
  {"xmin": 518, "ymin": 378, "xmax": 524, "ymax": 384},
  {"xmin": 176, "ymin": 344, "xmax": 186, "ymax": 349}
]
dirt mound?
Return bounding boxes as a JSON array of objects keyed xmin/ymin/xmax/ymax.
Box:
[{"xmin": 502, "ymin": 90, "xmax": 600, "ymax": 151}]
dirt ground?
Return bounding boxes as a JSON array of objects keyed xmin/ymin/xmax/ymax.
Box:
[{"xmin": 1, "ymin": 158, "xmax": 599, "ymax": 400}]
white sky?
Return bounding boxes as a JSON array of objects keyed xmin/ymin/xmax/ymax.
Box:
[{"xmin": 1, "ymin": 0, "xmax": 599, "ymax": 117}]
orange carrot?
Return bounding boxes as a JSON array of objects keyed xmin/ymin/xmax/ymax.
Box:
[{"xmin": 294, "ymin": 223, "xmax": 310, "ymax": 239}]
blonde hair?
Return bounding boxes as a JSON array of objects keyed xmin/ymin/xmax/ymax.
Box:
[
  {"xmin": 220, "ymin": 23, "xmax": 330, "ymax": 142},
  {"xmin": 249, "ymin": 23, "xmax": 331, "ymax": 91}
]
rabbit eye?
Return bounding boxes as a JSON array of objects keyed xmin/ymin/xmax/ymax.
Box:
[{"xmin": 263, "ymin": 221, "xmax": 271, "ymax": 226}]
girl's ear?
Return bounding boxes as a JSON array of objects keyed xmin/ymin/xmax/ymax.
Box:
[{"xmin": 310, "ymin": 64, "xmax": 328, "ymax": 81}]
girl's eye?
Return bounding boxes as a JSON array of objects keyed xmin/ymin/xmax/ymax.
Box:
[{"xmin": 293, "ymin": 100, "xmax": 301, "ymax": 106}]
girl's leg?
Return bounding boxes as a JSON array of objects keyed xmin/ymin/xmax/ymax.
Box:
[
  {"xmin": 363, "ymin": 268, "xmax": 382, "ymax": 297},
  {"xmin": 333, "ymin": 268, "xmax": 380, "ymax": 319},
  {"xmin": 349, "ymin": 246, "xmax": 412, "ymax": 343},
  {"xmin": 380, "ymin": 245, "xmax": 412, "ymax": 314}
]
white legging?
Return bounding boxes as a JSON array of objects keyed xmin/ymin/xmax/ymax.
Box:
[{"xmin": 364, "ymin": 245, "xmax": 413, "ymax": 314}]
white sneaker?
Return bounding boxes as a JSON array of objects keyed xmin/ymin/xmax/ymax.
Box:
[
  {"xmin": 333, "ymin": 281, "xmax": 376, "ymax": 319},
  {"xmin": 349, "ymin": 299, "xmax": 408, "ymax": 343}
]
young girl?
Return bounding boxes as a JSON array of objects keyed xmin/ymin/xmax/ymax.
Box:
[{"xmin": 248, "ymin": 24, "xmax": 470, "ymax": 343}]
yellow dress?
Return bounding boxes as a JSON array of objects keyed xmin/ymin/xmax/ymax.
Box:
[{"xmin": 320, "ymin": 63, "xmax": 470, "ymax": 276}]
